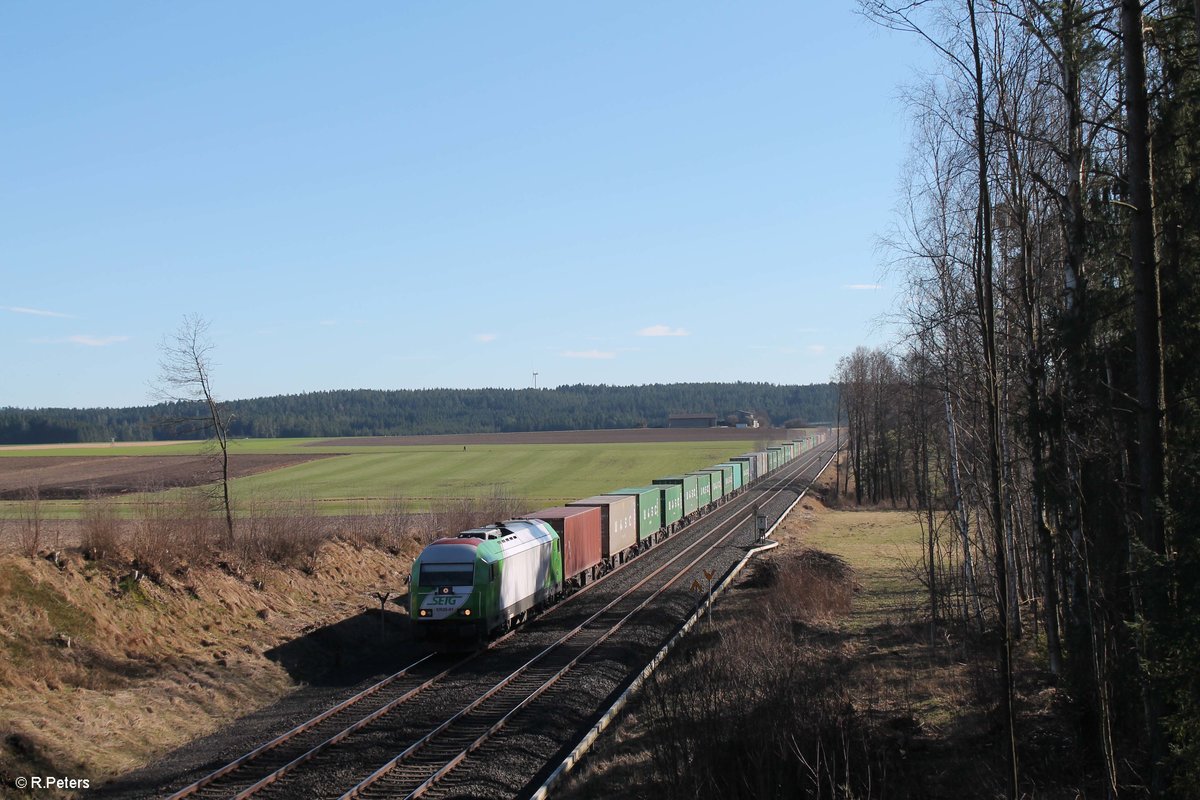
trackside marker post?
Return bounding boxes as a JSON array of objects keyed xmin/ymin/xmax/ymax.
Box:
[
  {"xmin": 703, "ymin": 570, "xmax": 715, "ymax": 629},
  {"xmin": 371, "ymin": 591, "xmax": 394, "ymax": 639}
]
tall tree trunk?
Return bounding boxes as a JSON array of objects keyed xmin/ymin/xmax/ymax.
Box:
[
  {"xmin": 966, "ymin": 1, "xmax": 1018, "ymax": 794},
  {"xmin": 945, "ymin": 387, "xmax": 984, "ymax": 628},
  {"xmin": 1020, "ymin": 205, "xmax": 1062, "ymax": 673},
  {"xmin": 923, "ymin": 418, "xmax": 938, "ymax": 643},
  {"xmin": 1194, "ymin": 0, "xmax": 1200, "ymax": 70},
  {"xmin": 1121, "ymin": 0, "xmax": 1168, "ymax": 791}
]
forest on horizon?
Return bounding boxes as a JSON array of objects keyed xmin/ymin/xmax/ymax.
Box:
[{"xmin": 0, "ymin": 382, "xmax": 837, "ymax": 445}]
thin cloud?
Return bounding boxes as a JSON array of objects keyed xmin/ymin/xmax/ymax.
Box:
[
  {"xmin": 32, "ymin": 334, "xmax": 130, "ymax": 347},
  {"xmin": 69, "ymin": 335, "xmax": 130, "ymax": 347},
  {"xmin": 807, "ymin": 344, "xmax": 827, "ymax": 354},
  {"xmin": 842, "ymin": 283, "xmax": 883, "ymax": 290},
  {"xmin": 637, "ymin": 324, "xmax": 689, "ymax": 337},
  {"xmin": 562, "ymin": 349, "xmax": 616, "ymax": 360},
  {"xmin": 474, "ymin": 333, "xmax": 498, "ymax": 343},
  {"xmin": 4, "ymin": 305, "xmax": 74, "ymax": 318}
]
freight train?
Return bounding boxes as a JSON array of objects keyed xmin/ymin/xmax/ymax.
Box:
[{"xmin": 409, "ymin": 432, "xmax": 829, "ymax": 645}]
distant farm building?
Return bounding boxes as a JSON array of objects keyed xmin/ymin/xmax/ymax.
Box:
[
  {"xmin": 734, "ymin": 410, "xmax": 762, "ymax": 428},
  {"xmin": 667, "ymin": 412, "xmax": 718, "ymax": 428}
]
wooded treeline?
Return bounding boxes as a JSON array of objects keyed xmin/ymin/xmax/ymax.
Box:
[
  {"xmin": 847, "ymin": 1, "xmax": 1198, "ymax": 795},
  {"xmin": 0, "ymin": 382, "xmax": 837, "ymax": 444}
]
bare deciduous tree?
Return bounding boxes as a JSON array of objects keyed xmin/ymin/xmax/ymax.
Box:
[{"xmin": 154, "ymin": 314, "xmax": 234, "ymax": 546}]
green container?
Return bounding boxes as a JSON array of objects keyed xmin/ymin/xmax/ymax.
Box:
[
  {"xmin": 719, "ymin": 462, "xmax": 745, "ymax": 490},
  {"xmin": 768, "ymin": 448, "xmax": 782, "ymax": 471},
  {"xmin": 654, "ymin": 474, "xmax": 700, "ymax": 517},
  {"xmin": 732, "ymin": 455, "xmax": 758, "ymax": 482},
  {"xmin": 705, "ymin": 464, "xmax": 734, "ymax": 496},
  {"xmin": 716, "ymin": 463, "xmax": 736, "ymax": 492},
  {"xmin": 699, "ymin": 469, "xmax": 725, "ymax": 501},
  {"xmin": 610, "ymin": 486, "xmax": 663, "ymax": 543},
  {"xmin": 654, "ymin": 482, "xmax": 684, "ymax": 528},
  {"xmin": 781, "ymin": 443, "xmax": 794, "ymax": 461},
  {"xmin": 687, "ymin": 471, "xmax": 713, "ymax": 507}
]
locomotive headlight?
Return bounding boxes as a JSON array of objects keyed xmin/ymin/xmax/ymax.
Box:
[
  {"xmin": 462, "ymin": 608, "xmax": 471, "ymax": 616},
  {"xmin": 419, "ymin": 609, "xmax": 429, "ymax": 617}
]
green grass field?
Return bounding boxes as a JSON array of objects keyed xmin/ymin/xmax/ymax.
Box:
[
  {"xmin": 1, "ymin": 439, "xmax": 762, "ymax": 516},
  {"xmin": 228, "ymin": 441, "xmax": 759, "ymax": 512},
  {"xmin": 801, "ymin": 509, "xmax": 926, "ymax": 628}
]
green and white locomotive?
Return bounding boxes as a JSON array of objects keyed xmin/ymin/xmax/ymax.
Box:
[{"xmin": 410, "ymin": 519, "xmax": 563, "ymax": 645}]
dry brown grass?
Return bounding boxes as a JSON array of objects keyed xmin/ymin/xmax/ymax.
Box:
[
  {"xmin": 0, "ymin": 485, "xmax": 542, "ymax": 791},
  {"xmin": 564, "ymin": 548, "xmax": 904, "ymax": 800},
  {"xmin": 0, "ymin": 534, "xmax": 423, "ymax": 790},
  {"xmin": 561, "ymin": 489, "xmax": 1091, "ymax": 800},
  {"xmin": 0, "ymin": 539, "xmax": 419, "ymax": 788}
]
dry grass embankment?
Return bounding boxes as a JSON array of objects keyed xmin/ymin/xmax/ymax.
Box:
[
  {"xmin": 0, "ymin": 489, "xmax": 531, "ymax": 794},
  {"xmin": 561, "ymin": 473, "xmax": 1086, "ymax": 798}
]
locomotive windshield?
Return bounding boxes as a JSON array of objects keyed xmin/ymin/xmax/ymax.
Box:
[{"xmin": 418, "ymin": 563, "xmax": 474, "ymax": 587}]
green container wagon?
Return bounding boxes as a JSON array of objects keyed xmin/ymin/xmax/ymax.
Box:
[
  {"xmin": 654, "ymin": 482, "xmax": 684, "ymax": 530},
  {"xmin": 699, "ymin": 468, "xmax": 725, "ymax": 502},
  {"xmin": 719, "ymin": 462, "xmax": 745, "ymax": 491},
  {"xmin": 708, "ymin": 464, "xmax": 735, "ymax": 495},
  {"xmin": 654, "ymin": 474, "xmax": 700, "ymax": 518},
  {"xmin": 732, "ymin": 455, "xmax": 758, "ymax": 482},
  {"xmin": 609, "ymin": 486, "xmax": 663, "ymax": 544},
  {"xmin": 687, "ymin": 471, "xmax": 713, "ymax": 508}
]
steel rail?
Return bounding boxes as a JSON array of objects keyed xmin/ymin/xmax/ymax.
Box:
[{"xmin": 163, "ymin": 652, "xmax": 438, "ymax": 799}]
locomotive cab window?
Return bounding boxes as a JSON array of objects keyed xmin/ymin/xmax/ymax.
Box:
[{"xmin": 419, "ymin": 563, "xmax": 474, "ymax": 587}]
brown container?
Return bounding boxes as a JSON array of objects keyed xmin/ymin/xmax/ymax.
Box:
[
  {"xmin": 520, "ymin": 505, "xmax": 603, "ymax": 581},
  {"xmin": 567, "ymin": 494, "xmax": 639, "ymax": 559}
]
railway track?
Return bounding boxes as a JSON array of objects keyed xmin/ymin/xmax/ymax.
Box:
[
  {"xmin": 154, "ymin": 441, "xmax": 836, "ymax": 800},
  {"xmin": 164, "ymin": 653, "xmax": 465, "ymax": 800}
]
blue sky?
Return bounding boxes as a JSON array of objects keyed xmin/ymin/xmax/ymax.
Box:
[{"xmin": 2, "ymin": 2, "xmax": 929, "ymax": 409}]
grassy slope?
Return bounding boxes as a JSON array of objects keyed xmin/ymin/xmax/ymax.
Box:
[{"xmin": 0, "ymin": 541, "xmax": 416, "ymax": 788}]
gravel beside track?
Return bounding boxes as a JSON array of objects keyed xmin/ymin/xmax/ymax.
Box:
[{"xmin": 94, "ymin": 443, "xmax": 834, "ymax": 800}]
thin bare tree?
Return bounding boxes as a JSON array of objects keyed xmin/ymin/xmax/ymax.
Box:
[{"xmin": 153, "ymin": 314, "xmax": 235, "ymax": 546}]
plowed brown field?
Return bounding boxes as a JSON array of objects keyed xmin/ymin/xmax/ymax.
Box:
[{"xmin": 0, "ymin": 454, "xmax": 333, "ymax": 499}]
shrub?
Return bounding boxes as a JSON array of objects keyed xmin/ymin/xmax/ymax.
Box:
[{"xmin": 81, "ymin": 494, "xmax": 123, "ymax": 562}]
